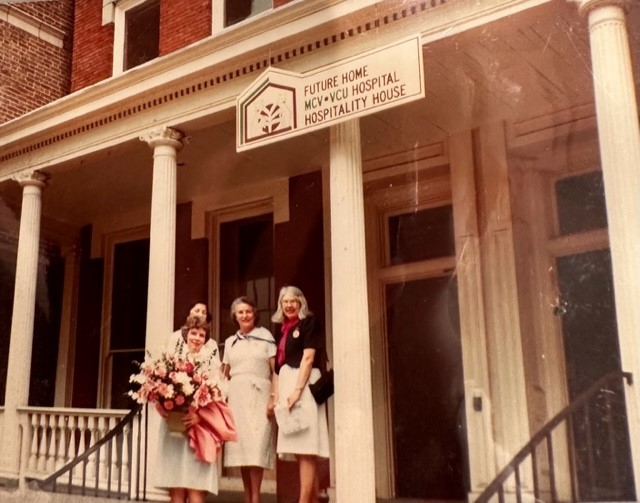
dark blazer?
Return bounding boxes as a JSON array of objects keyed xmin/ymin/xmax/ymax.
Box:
[{"xmin": 275, "ymin": 315, "xmax": 323, "ymax": 373}]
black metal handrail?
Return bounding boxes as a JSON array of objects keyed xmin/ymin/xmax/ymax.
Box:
[
  {"xmin": 36, "ymin": 404, "xmax": 147, "ymax": 501},
  {"xmin": 475, "ymin": 370, "xmax": 633, "ymax": 503}
]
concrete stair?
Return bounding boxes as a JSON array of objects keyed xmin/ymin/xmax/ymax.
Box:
[{"xmin": 0, "ymin": 487, "xmax": 277, "ymax": 503}]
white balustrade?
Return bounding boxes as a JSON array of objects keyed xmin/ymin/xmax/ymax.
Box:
[{"xmin": 16, "ymin": 406, "xmax": 137, "ymax": 494}]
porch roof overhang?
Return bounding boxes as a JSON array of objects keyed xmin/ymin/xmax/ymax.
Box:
[
  {"xmin": 0, "ymin": 0, "xmax": 557, "ymax": 179},
  {"xmin": 1, "ymin": 0, "xmax": 637, "ymax": 233}
]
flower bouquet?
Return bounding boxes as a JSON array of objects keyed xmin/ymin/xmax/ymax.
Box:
[{"xmin": 128, "ymin": 347, "xmax": 223, "ymax": 436}]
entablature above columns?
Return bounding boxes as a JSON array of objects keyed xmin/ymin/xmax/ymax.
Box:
[{"xmin": 0, "ymin": 0, "xmax": 557, "ymax": 182}]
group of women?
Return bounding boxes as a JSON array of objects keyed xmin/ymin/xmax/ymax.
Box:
[{"xmin": 153, "ymin": 286, "xmax": 330, "ymax": 503}]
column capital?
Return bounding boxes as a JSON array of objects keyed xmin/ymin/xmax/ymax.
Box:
[
  {"xmin": 12, "ymin": 170, "xmax": 48, "ymax": 189},
  {"xmin": 140, "ymin": 126, "xmax": 184, "ymax": 150},
  {"xmin": 569, "ymin": 0, "xmax": 630, "ymax": 16}
]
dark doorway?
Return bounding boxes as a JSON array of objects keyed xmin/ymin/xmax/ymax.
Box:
[
  {"xmin": 108, "ymin": 238, "xmax": 149, "ymax": 408},
  {"xmin": 386, "ymin": 275, "xmax": 468, "ymax": 500},
  {"xmin": 218, "ymin": 212, "xmax": 274, "ymax": 344},
  {"xmin": 557, "ymin": 249, "xmax": 635, "ymax": 501}
]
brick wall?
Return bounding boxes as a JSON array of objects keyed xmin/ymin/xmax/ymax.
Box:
[
  {"xmin": 0, "ymin": 1, "xmax": 74, "ymax": 124},
  {"xmin": 13, "ymin": 0, "xmax": 74, "ymax": 33},
  {"xmin": 70, "ymin": 0, "xmax": 114, "ymax": 92},
  {"xmin": 160, "ymin": 0, "xmax": 211, "ymax": 56}
]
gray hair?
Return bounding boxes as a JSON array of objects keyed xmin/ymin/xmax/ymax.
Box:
[
  {"xmin": 229, "ymin": 296, "xmax": 260, "ymax": 325},
  {"xmin": 271, "ymin": 286, "xmax": 311, "ymax": 323}
]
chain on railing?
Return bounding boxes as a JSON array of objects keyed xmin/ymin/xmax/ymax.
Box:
[
  {"xmin": 474, "ymin": 370, "xmax": 634, "ymax": 503},
  {"xmin": 34, "ymin": 404, "xmax": 147, "ymax": 500}
]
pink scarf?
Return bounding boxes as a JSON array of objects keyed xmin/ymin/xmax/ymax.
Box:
[
  {"xmin": 187, "ymin": 400, "xmax": 237, "ymax": 464},
  {"xmin": 277, "ymin": 317, "xmax": 298, "ymax": 366}
]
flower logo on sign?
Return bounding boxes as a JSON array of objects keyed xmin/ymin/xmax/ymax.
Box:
[{"xmin": 244, "ymin": 82, "xmax": 296, "ymax": 143}]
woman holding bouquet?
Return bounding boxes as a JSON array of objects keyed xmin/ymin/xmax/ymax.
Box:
[
  {"xmin": 154, "ymin": 316, "xmax": 234, "ymax": 503},
  {"xmin": 271, "ymin": 286, "xmax": 330, "ymax": 503},
  {"xmin": 222, "ymin": 296, "xmax": 277, "ymax": 503},
  {"xmin": 169, "ymin": 301, "xmax": 219, "ymax": 361}
]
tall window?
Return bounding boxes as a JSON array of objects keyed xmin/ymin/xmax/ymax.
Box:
[{"xmin": 124, "ymin": 0, "xmax": 160, "ymax": 71}]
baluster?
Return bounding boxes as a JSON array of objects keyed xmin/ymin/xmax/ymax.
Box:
[
  {"xmin": 28, "ymin": 413, "xmax": 40, "ymax": 471},
  {"xmin": 121, "ymin": 422, "xmax": 131, "ymax": 493},
  {"xmin": 45, "ymin": 414, "xmax": 57, "ymax": 472},
  {"xmin": 583, "ymin": 403, "xmax": 596, "ymax": 494},
  {"xmin": 604, "ymin": 390, "xmax": 621, "ymax": 494},
  {"xmin": 531, "ymin": 445, "xmax": 540, "ymax": 501},
  {"xmin": 108, "ymin": 416, "xmax": 119, "ymax": 492},
  {"xmin": 514, "ymin": 464, "xmax": 522, "ymax": 503},
  {"xmin": 98, "ymin": 416, "xmax": 109, "ymax": 486},
  {"xmin": 73, "ymin": 416, "xmax": 87, "ymax": 481},
  {"xmin": 36, "ymin": 413, "xmax": 49, "ymax": 473},
  {"xmin": 546, "ymin": 432, "xmax": 557, "ymax": 503},
  {"xmin": 86, "ymin": 416, "xmax": 98, "ymax": 480},
  {"xmin": 55, "ymin": 414, "xmax": 68, "ymax": 470}
]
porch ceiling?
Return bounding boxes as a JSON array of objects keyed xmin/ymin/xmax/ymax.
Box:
[{"xmin": 0, "ymin": 0, "xmax": 638, "ymax": 237}]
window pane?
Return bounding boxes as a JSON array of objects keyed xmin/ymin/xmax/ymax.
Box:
[
  {"xmin": 111, "ymin": 350, "xmax": 145, "ymax": 409},
  {"xmin": 388, "ymin": 205, "xmax": 455, "ymax": 265},
  {"xmin": 110, "ymin": 239, "xmax": 149, "ymax": 350},
  {"xmin": 225, "ymin": 0, "xmax": 272, "ymax": 27},
  {"xmin": 555, "ymin": 171, "xmax": 608, "ymax": 235},
  {"xmin": 125, "ymin": 0, "xmax": 160, "ymax": 71}
]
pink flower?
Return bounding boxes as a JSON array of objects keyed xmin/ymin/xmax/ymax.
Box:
[
  {"xmin": 175, "ymin": 395, "xmax": 185, "ymax": 406},
  {"xmin": 164, "ymin": 400, "xmax": 174, "ymax": 411}
]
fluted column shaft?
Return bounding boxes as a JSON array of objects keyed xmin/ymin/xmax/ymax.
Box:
[
  {"xmin": 329, "ymin": 120, "xmax": 376, "ymax": 502},
  {"xmin": 139, "ymin": 127, "xmax": 182, "ymax": 500},
  {"xmin": 573, "ymin": 0, "xmax": 640, "ymax": 490},
  {"xmin": 140, "ymin": 127, "xmax": 183, "ymax": 355},
  {"xmin": 0, "ymin": 172, "xmax": 46, "ymax": 479}
]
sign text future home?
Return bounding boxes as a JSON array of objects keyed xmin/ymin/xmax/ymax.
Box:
[{"xmin": 236, "ymin": 36, "xmax": 424, "ymax": 151}]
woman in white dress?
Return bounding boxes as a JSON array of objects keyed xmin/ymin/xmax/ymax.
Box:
[
  {"xmin": 154, "ymin": 316, "xmax": 224, "ymax": 503},
  {"xmin": 169, "ymin": 301, "xmax": 218, "ymax": 360},
  {"xmin": 271, "ymin": 286, "xmax": 330, "ymax": 503},
  {"xmin": 222, "ymin": 296, "xmax": 277, "ymax": 503}
]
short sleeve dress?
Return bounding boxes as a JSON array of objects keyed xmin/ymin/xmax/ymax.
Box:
[
  {"xmin": 222, "ymin": 326, "xmax": 277, "ymax": 469},
  {"xmin": 274, "ymin": 316, "xmax": 330, "ymax": 460},
  {"xmin": 153, "ymin": 336, "xmax": 222, "ymax": 494}
]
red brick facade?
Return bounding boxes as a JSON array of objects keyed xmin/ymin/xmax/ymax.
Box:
[
  {"xmin": 70, "ymin": 0, "xmax": 114, "ymax": 92},
  {"xmin": 0, "ymin": 1, "xmax": 74, "ymax": 124},
  {"xmin": 160, "ymin": 0, "xmax": 211, "ymax": 56},
  {"xmin": 69, "ymin": 0, "xmax": 297, "ymax": 95}
]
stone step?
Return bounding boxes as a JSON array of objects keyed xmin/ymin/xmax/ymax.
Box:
[{"xmin": 0, "ymin": 487, "xmax": 276, "ymax": 503}]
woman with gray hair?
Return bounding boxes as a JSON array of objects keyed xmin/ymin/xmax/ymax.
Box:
[
  {"xmin": 271, "ymin": 286, "xmax": 329, "ymax": 503},
  {"xmin": 222, "ymin": 296, "xmax": 277, "ymax": 503}
]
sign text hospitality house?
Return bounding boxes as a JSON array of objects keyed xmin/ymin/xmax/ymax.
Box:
[{"xmin": 236, "ymin": 36, "xmax": 425, "ymax": 151}]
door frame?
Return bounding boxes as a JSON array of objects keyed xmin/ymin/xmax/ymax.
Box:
[
  {"xmin": 206, "ymin": 198, "xmax": 277, "ymax": 494},
  {"xmin": 98, "ymin": 225, "xmax": 149, "ymax": 408},
  {"xmin": 365, "ymin": 167, "xmax": 458, "ymax": 498}
]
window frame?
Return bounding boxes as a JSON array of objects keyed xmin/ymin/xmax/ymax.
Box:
[
  {"xmin": 112, "ymin": 0, "xmax": 160, "ymax": 76},
  {"xmin": 211, "ymin": 0, "xmax": 274, "ymax": 34}
]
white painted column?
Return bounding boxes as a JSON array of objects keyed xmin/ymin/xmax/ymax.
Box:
[
  {"xmin": 449, "ymin": 131, "xmax": 497, "ymax": 496},
  {"xmin": 571, "ymin": 0, "xmax": 640, "ymax": 491},
  {"xmin": 329, "ymin": 119, "xmax": 376, "ymax": 502},
  {"xmin": 475, "ymin": 123, "xmax": 531, "ymax": 487},
  {"xmin": 139, "ymin": 126, "xmax": 182, "ymax": 501},
  {"xmin": 0, "ymin": 171, "xmax": 47, "ymax": 480},
  {"xmin": 139, "ymin": 126, "xmax": 183, "ymax": 354}
]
